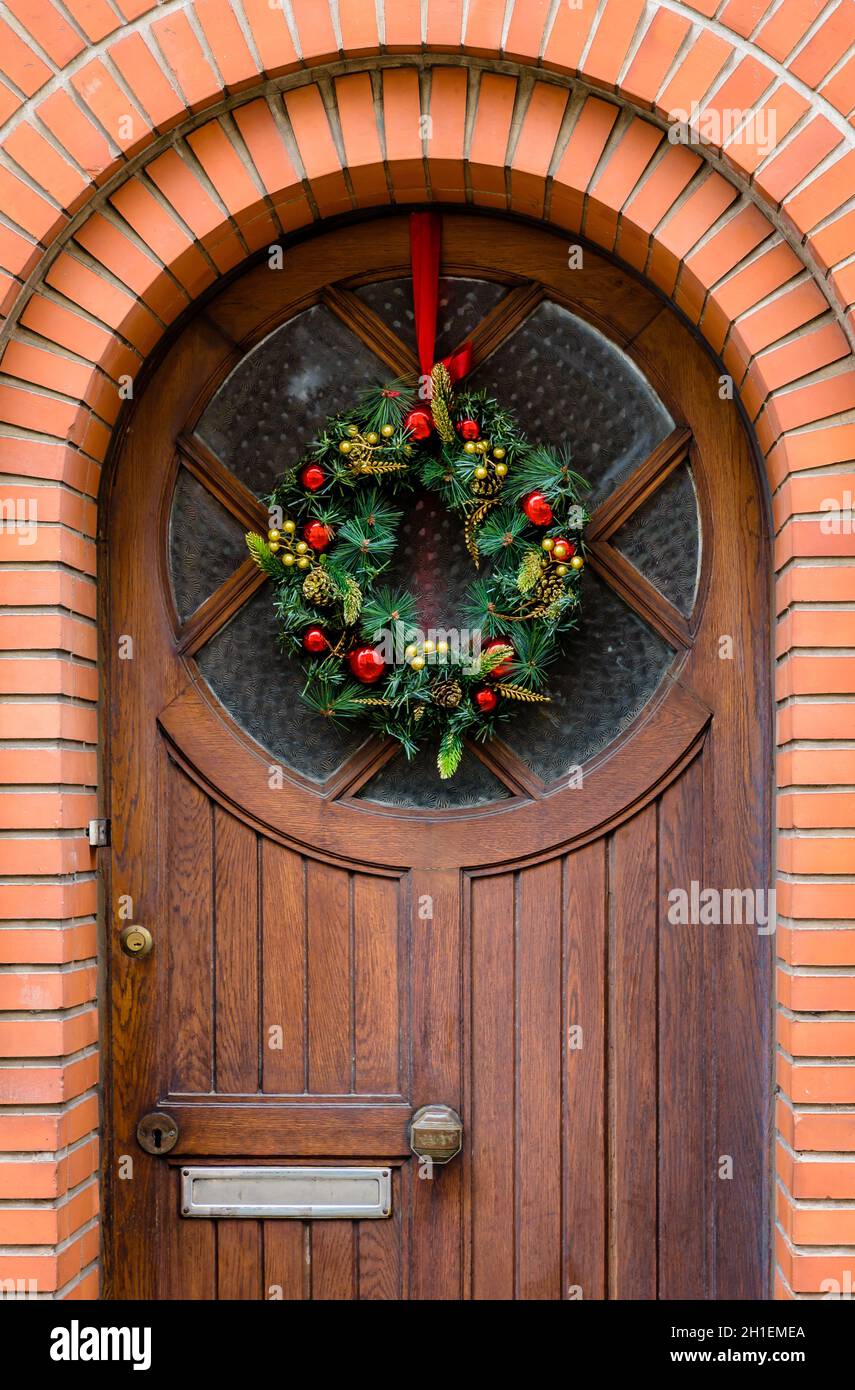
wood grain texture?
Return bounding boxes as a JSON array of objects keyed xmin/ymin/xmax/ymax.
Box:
[
  {"xmin": 609, "ymin": 807, "xmax": 658, "ymax": 1299},
  {"xmin": 216, "ymin": 1220, "xmax": 261, "ymax": 1299},
  {"xmin": 354, "ymin": 874, "xmax": 402, "ymax": 1095},
  {"xmin": 469, "ymin": 872, "xmax": 515, "ymax": 1299},
  {"xmin": 214, "ymin": 807, "xmax": 258, "ymax": 1094},
  {"xmin": 307, "ymin": 861, "xmax": 351, "ymax": 1095},
  {"xmin": 261, "ymin": 840, "xmax": 306, "ymax": 1094},
  {"xmin": 311, "ymin": 1222, "xmax": 357, "ymax": 1300},
  {"xmin": 658, "ymin": 753, "xmax": 708, "ymax": 1298},
  {"xmin": 167, "ymin": 763, "xmax": 213, "ymax": 1094},
  {"xmin": 263, "ymin": 1221, "xmax": 306, "ymax": 1300},
  {"xmin": 105, "ymin": 214, "xmax": 770, "ymax": 1302},
  {"xmin": 517, "ymin": 859, "xmax": 563, "ymax": 1299},
  {"xmin": 564, "ymin": 840, "xmax": 607, "ymax": 1300}
]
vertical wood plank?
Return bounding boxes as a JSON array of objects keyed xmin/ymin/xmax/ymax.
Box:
[
  {"xmin": 167, "ymin": 765, "xmax": 213, "ymax": 1093},
  {"xmin": 263, "ymin": 1222, "xmax": 306, "ymax": 1300},
  {"xmin": 354, "ymin": 874, "xmax": 401, "ymax": 1094},
  {"xmin": 710, "ymin": 723, "xmax": 773, "ymax": 1298},
  {"xmin": 410, "ymin": 868, "xmax": 462, "ymax": 1300},
  {"xmin": 216, "ymin": 1221, "xmax": 262, "ymax": 1299},
  {"xmin": 609, "ymin": 805, "xmax": 658, "ymax": 1299},
  {"xmin": 306, "ymin": 861, "xmax": 351, "ymax": 1094},
  {"xmin": 164, "ymin": 1189, "xmax": 216, "ymax": 1300},
  {"xmin": 311, "ymin": 1222, "xmax": 356, "ymax": 1300},
  {"xmin": 214, "ymin": 807, "xmax": 258, "ymax": 1093},
  {"xmin": 261, "ymin": 840, "xmax": 306, "ymax": 1094},
  {"xmin": 658, "ymin": 755, "xmax": 708, "ymax": 1297},
  {"xmin": 517, "ymin": 858, "xmax": 563, "ymax": 1299},
  {"xmin": 564, "ymin": 839, "xmax": 607, "ymax": 1300},
  {"xmin": 357, "ymin": 1167, "xmax": 404, "ymax": 1300},
  {"xmin": 469, "ymin": 872, "xmax": 515, "ymax": 1300}
]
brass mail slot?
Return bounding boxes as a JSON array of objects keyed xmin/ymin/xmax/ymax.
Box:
[{"xmin": 181, "ymin": 1166, "xmax": 392, "ymax": 1219}]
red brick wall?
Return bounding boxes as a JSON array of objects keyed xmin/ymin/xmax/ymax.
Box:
[{"xmin": 0, "ymin": 1, "xmax": 853, "ymax": 1300}]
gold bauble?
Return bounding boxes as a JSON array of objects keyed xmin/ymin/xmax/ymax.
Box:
[
  {"xmin": 410, "ymin": 656, "xmax": 426, "ymax": 671},
  {"xmin": 492, "ymin": 446, "xmax": 506, "ymax": 460},
  {"xmin": 570, "ymin": 555, "xmax": 584, "ymax": 570},
  {"xmin": 269, "ymin": 541, "xmax": 281, "ymax": 553},
  {"xmin": 423, "ymin": 639, "xmax": 435, "ymax": 654},
  {"xmin": 366, "ymin": 431, "xmax": 380, "ymax": 445},
  {"xmin": 297, "ymin": 556, "xmax": 310, "ymax": 570},
  {"xmin": 556, "ymin": 564, "xmax": 568, "ymax": 577},
  {"xmin": 495, "ymin": 462, "xmax": 508, "ymax": 478},
  {"xmin": 339, "ymin": 440, "xmax": 352, "ymax": 454},
  {"xmin": 283, "ymin": 520, "xmax": 296, "ymax": 534},
  {"xmin": 464, "ymin": 440, "xmax": 478, "ymax": 455},
  {"xmin": 381, "ymin": 423, "xmax": 395, "ymax": 437},
  {"xmin": 541, "ymin": 537, "xmax": 555, "ymax": 551},
  {"xmin": 295, "ymin": 540, "xmax": 309, "ymax": 554},
  {"xmin": 283, "ymin": 553, "xmax": 295, "ymax": 566},
  {"xmin": 474, "ymin": 465, "xmax": 488, "ymax": 480},
  {"xmin": 476, "ymin": 439, "xmax": 490, "ymax": 453},
  {"xmin": 346, "ymin": 423, "xmax": 359, "ymax": 436},
  {"xmin": 268, "ymin": 528, "xmax": 280, "ymax": 541},
  {"xmin": 404, "ymin": 445, "xmax": 414, "ymax": 456},
  {"xmin": 436, "ymin": 640, "xmax": 449, "ymax": 656},
  {"xmin": 404, "ymin": 644, "xmax": 419, "ymax": 660}
]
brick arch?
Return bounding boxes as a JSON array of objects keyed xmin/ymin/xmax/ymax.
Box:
[{"xmin": 1, "ymin": 13, "xmax": 854, "ymax": 1303}]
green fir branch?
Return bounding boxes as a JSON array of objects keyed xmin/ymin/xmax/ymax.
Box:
[
  {"xmin": 437, "ymin": 729, "xmax": 463, "ymax": 780},
  {"xmin": 360, "ymin": 586, "xmax": 419, "ymax": 642},
  {"xmin": 245, "ymin": 532, "xmax": 287, "ymax": 580},
  {"xmin": 516, "ymin": 547, "xmax": 543, "ymax": 594}
]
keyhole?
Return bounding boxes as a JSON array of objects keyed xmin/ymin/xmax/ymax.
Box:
[{"xmin": 152, "ymin": 1127, "xmax": 162, "ymax": 1150}]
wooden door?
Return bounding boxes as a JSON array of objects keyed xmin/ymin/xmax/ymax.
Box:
[{"xmin": 104, "ymin": 214, "xmax": 772, "ymax": 1300}]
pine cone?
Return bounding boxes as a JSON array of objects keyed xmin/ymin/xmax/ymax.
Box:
[
  {"xmin": 534, "ymin": 571, "xmax": 565, "ymax": 606},
  {"xmin": 431, "ymin": 679, "xmax": 463, "ymax": 709},
  {"xmin": 302, "ymin": 566, "xmax": 337, "ymax": 608},
  {"xmin": 470, "ymin": 466, "xmax": 502, "ymax": 498}
]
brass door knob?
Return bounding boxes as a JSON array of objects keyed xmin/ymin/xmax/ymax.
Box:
[
  {"xmin": 119, "ymin": 924, "xmax": 153, "ymax": 958},
  {"xmin": 409, "ymin": 1103, "xmax": 462, "ymax": 1164}
]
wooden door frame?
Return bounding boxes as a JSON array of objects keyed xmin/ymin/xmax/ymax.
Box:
[{"xmin": 99, "ymin": 209, "xmax": 774, "ymax": 1298}]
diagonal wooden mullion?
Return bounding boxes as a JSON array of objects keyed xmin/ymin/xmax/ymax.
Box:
[
  {"xmin": 173, "ymin": 434, "xmax": 270, "ymax": 655},
  {"xmin": 322, "ymin": 285, "xmax": 419, "ymax": 377},
  {"xmin": 586, "ymin": 540, "xmax": 691, "ymax": 651},
  {"xmin": 177, "ymin": 559, "xmax": 267, "ymax": 657},
  {"xmin": 454, "ymin": 282, "xmax": 545, "ymax": 376},
  {"xmin": 178, "ymin": 432, "xmax": 268, "ymax": 533},
  {"xmin": 468, "ymin": 735, "xmax": 546, "ymax": 800},
  {"xmin": 585, "ymin": 425, "xmax": 692, "ymax": 543},
  {"xmin": 581, "ymin": 425, "xmax": 694, "ymax": 650}
]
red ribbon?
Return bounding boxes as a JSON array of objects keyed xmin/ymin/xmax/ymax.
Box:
[{"xmin": 409, "ymin": 211, "xmax": 472, "ymax": 383}]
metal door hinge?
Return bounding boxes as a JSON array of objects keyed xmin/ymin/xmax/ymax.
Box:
[{"xmin": 88, "ymin": 818, "xmax": 111, "ymax": 848}]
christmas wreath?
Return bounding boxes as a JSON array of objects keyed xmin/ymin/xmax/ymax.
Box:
[{"xmin": 245, "ymin": 215, "xmax": 589, "ymax": 781}]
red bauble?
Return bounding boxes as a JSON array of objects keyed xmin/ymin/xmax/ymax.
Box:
[
  {"xmin": 299, "ymin": 463, "xmax": 326, "ymax": 493},
  {"xmin": 347, "ymin": 645, "xmax": 386, "ymax": 684},
  {"xmin": 551, "ymin": 538, "xmax": 575, "ymax": 562},
  {"xmin": 304, "ymin": 520, "xmax": 332, "ymax": 552},
  {"xmin": 404, "ymin": 406, "xmax": 433, "ymax": 441},
  {"xmin": 483, "ymin": 638, "xmax": 515, "ymax": 680},
  {"xmin": 473, "ymin": 685, "xmax": 499, "ymax": 714},
  {"xmin": 521, "ymin": 490, "xmax": 554, "ymax": 527},
  {"xmin": 302, "ymin": 626, "xmax": 329, "ymax": 654},
  {"xmin": 457, "ymin": 418, "xmax": 480, "ymax": 441}
]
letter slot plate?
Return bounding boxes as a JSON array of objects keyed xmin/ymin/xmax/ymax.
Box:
[{"xmin": 180, "ymin": 1166, "xmax": 392, "ymax": 1220}]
